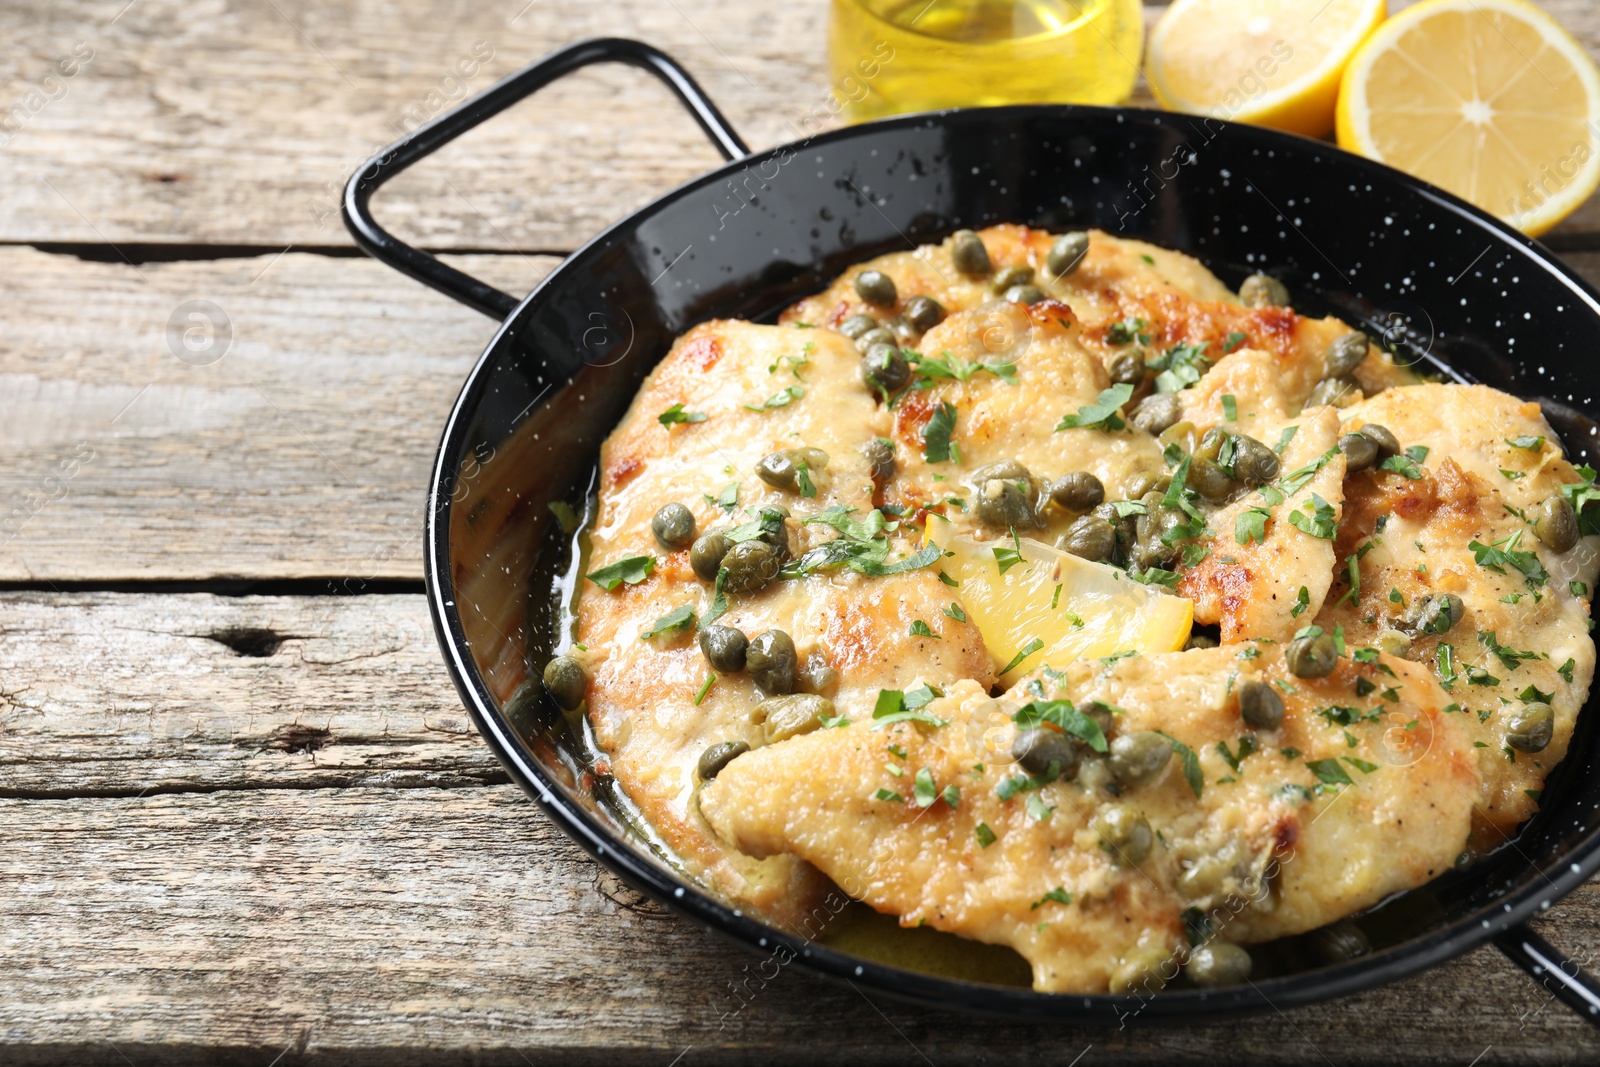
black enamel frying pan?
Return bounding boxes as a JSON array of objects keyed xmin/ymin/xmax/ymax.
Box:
[{"xmin": 344, "ymin": 37, "xmax": 1600, "ymax": 1023}]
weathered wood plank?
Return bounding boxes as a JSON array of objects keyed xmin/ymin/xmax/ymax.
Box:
[
  {"xmin": 0, "ymin": 593, "xmax": 501, "ymax": 795},
  {"xmin": 0, "ymin": 783, "xmax": 1595, "ymax": 1065},
  {"xmin": 0, "ymin": 247, "xmax": 555, "ymax": 581},
  {"xmin": 8, "ymin": 0, "xmax": 1594, "ymax": 251},
  {"xmin": 0, "ymin": 591, "xmax": 1598, "ymax": 1062}
]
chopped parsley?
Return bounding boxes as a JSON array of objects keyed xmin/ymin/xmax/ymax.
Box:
[
  {"xmin": 1224, "ymin": 331, "xmax": 1249, "ymax": 354},
  {"xmin": 1236, "ymin": 506, "xmax": 1271, "ymax": 546},
  {"xmin": 657, "ymin": 402, "xmax": 707, "ymax": 426},
  {"xmin": 922, "ymin": 401, "xmax": 959, "ymax": 463},
  {"xmin": 1478, "ymin": 630, "xmax": 1539, "ymax": 672},
  {"xmin": 873, "ymin": 788, "xmax": 904, "ymax": 803},
  {"xmin": 1011, "ymin": 699, "xmax": 1109, "ymax": 752},
  {"xmin": 640, "ymin": 604, "xmax": 696, "ymax": 639},
  {"xmin": 1105, "ymin": 317, "xmax": 1150, "ymax": 345},
  {"xmin": 908, "ymin": 619, "xmax": 938, "ymax": 638},
  {"xmin": 871, "ymin": 685, "xmax": 949, "ymax": 730},
  {"xmin": 943, "ymin": 601, "xmax": 968, "ymax": 622},
  {"xmin": 1306, "ymin": 758, "xmax": 1354, "ymax": 789},
  {"xmin": 1290, "ymin": 585, "xmax": 1311, "ymax": 617},
  {"xmin": 1506, "ymin": 435, "xmax": 1545, "ymax": 451},
  {"xmin": 994, "ymin": 528, "xmax": 1027, "ymax": 575},
  {"xmin": 1157, "ymin": 732, "xmax": 1205, "ymax": 798},
  {"xmin": 1286, "ymin": 493, "xmax": 1337, "ymax": 539},
  {"xmin": 1031, "ymin": 888, "xmax": 1073, "ymax": 910},
  {"xmin": 1559, "ymin": 466, "xmax": 1600, "ymax": 536},
  {"xmin": 1378, "ymin": 445, "xmax": 1430, "ymax": 479},
  {"xmin": 974, "ymin": 823, "xmax": 997, "ymax": 847},
  {"xmin": 1056, "ymin": 383, "xmax": 1135, "ymax": 432},
  {"xmin": 1221, "ymin": 394, "xmax": 1238, "ymax": 421},
  {"xmin": 693, "ymin": 673, "xmax": 715, "ymax": 705},
  {"xmin": 1470, "ymin": 531, "xmax": 1549, "ymax": 588},
  {"xmin": 1147, "ymin": 342, "xmax": 1211, "ymax": 393},
  {"xmin": 742, "ymin": 384, "xmax": 804, "ymax": 412},
  {"xmin": 586, "ymin": 554, "xmax": 656, "ymax": 591},
  {"xmin": 912, "ymin": 767, "xmax": 939, "ymax": 808},
  {"xmin": 1273, "ymin": 425, "xmax": 1299, "ymax": 455},
  {"xmin": 912, "ymin": 349, "xmax": 1017, "ymax": 383},
  {"xmin": 999, "ymin": 637, "xmax": 1046, "ymax": 676}
]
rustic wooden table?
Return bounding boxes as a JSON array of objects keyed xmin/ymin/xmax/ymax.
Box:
[{"xmin": 5, "ymin": 1, "xmax": 1600, "ymax": 1063}]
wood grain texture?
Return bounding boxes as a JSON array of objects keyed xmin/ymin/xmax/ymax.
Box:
[
  {"xmin": 0, "ymin": 247, "xmax": 554, "ymax": 581},
  {"xmin": 0, "ymin": 593, "xmax": 502, "ymax": 795},
  {"xmin": 6, "ymin": 0, "xmax": 1595, "ymax": 252},
  {"xmin": 0, "ymin": 590, "xmax": 1598, "ymax": 1064},
  {"xmin": 0, "ymin": 786, "xmax": 1593, "ymax": 1066}
]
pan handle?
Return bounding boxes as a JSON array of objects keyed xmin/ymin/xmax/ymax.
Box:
[
  {"xmin": 342, "ymin": 37, "xmax": 750, "ymax": 320},
  {"xmin": 1495, "ymin": 922, "xmax": 1600, "ymax": 1026}
]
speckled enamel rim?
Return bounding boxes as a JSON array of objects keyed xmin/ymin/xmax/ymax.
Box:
[{"xmin": 351, "ymin": 38, "xmax": 1600, "ymax": 1023}]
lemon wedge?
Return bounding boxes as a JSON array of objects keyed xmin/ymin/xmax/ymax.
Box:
[
  {"xmin": 926, "ymin": 516, "xmax": 1193, "ymax": 684},
  {"xmin": 1145, "ymin": 0, "xmax": 1386, "ymax": 137},
  {"xmin": 1336, "ymin": 0, "xmax": 1600, "ymax": 237}
]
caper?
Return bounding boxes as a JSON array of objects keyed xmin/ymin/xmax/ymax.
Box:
[
  {"xmin": 1338, "ymin": 432, "xmax": 1379, "ymax": 472},
  {"xmin": 756, "ymin": 451, "xmax": 802, "ymax": 492},
  {"xmin": 651, "ymin": 502, "xmax": 697, "ymax": 550},
  {"xmin": 1309, "ymin": 920, "xmax": 1370, "ymax": 963},
  {"xmin": 1324, "ymin": 331, "xmax": 1370, "ymax": 377},
  {"xmin": 1305, "ymin": 376, "xmax": 1361, "ymax": 409},
  {"xmin": 1357, "ymin": 422, "xmax": 1400, "ymax": 456},
  {"xmin": 1189, "ymin": 456, "xmax": 1237, "ymax": 503},
  {"xmin": 1231, "ymin": 435, "xmax": 1280, "ymax": 486},
  {"xmin": 1050, "ymin": 471, "xmax": 1105, "ymax": 512},
  {"xmin": 1238, "ymin": 678, "xmax": 1284, "ymax": 729},
  {"xmin": 1159, "ymin": 420, "xmax": 1199, "ymax": 457},
  {"xmin": 1285, "ymin": 630, "xmax": 1338, "ymax": 678},
  {"xmin": 1108, "ymin": 350, "xmax": 1145, "ymax": 385},
  {"xmin": 1109, "ymin": 946, "xmax": 1171, "ymax": 994},
  {"xmin": 838, "ymin": 313, "xmax": 878, "ymax": 340},
  {"xmin": 1004, "ymin": 283, "xmax": 1046, "ymax": 305},
  {"xmin": 1376, "ymin": 628, "xmax": 1413, "ymax": 658},
  {"xmin": 1506, "ymin": 702, "xmax": 1555, "ymax": 752},
  {"xmin": 1130, "ymin": 392, "xmax": 1182, "ymax": 435},
  {"xmin": 861, "ymin": 343, "xmax": 911, "ymax": 396},
  {"xmin": 1132, "ymin": 493, "xmax": 1183, "ymax": 569},
  {"xmin": 1185, "ymin": 633, "xmax": 1220, "ymax": 650},
  {"xmin": 904, "ymin": 295, "xmax": 947, "ymax": 333},
  {"xmin": 855, "ymin": 326, "xmax": 896, "ymax": 352},
  {"xmin": 1177, "ymin": 853, "xmax": 1237, "ymax": 901},
  {"xmin": 699, "ymin": 625, "xmax": 748, "ymax": 673},
  {"xmin": 1194, "ymin": 426, "xmax": 1227, "ymax": 462},
  {"xmin": 1085, "ymin": 701, "xmax": 1114, "ymax": 738},
  {"xmin": 854, "ymin": 269, "xmax": 897, "ymax": 307},
  {"xmin": 752, "ymin": 693, "xmax": 835, "ymax": 743},
  {"xmin": 1124, "ymin": 471, "xmax": 1167, "ymax": 500},
  {"xmin": 1047, "ymin": 231, "xmax": 1090, "ymax": 277},
  {"xmin": 1012, "ymin": 727, "xmax": 1079, "ymax": 779},
  {"xmin": 542, "ymin": 655, "xmax": 587, "ymax": 711},
  {"xmin": 1239, "ymin": 272, "xmax": 1290, "ymax": 308},
  {"xmin": 883, "ymin": 315, "xmax": 916, "ymax": 345},
  {"xmin": 1185, "ymin": 942, "xmax": 1253, "ymax": 988},
  {"xmin": 976, "ymin": 477, "xmax": 1036, "ymax": 528},
  {"xmin": 862, "ymin": 438, "xmax": 897, "ymax": 484},
  {"xmin": 1094, "ymin": 803, "xmax": 1153, "ymax": 865},
  {"xmin": 746, "ymin": 629, "xmax": 797, "ymax": 694},
  {"xmin": 992, "ymin": 265, "xmax": 1035, "ymax": 292},
  {"xmin": 1409, "ymin": 592, "xmax": 1464, "ymax": 635},
  {"xmin": 1535, "ymin": 494, "xmax": 1580, "ymax": 553},
  {"xmin": 951, "ymin": 229, "xmax": 991, "ymax": 275},
  {"xmin": 1058, "ymin": 514, "xmax": 1117, "ymax": 562},
  {"xmin": 722, "ymin": 539, "xmax": 780, "ymax": 594},
  {"xmin": 697, "ymin": 740, "xmax": 749, "ymax": 781},
  {"xmin": 797, "ymin": 652, "xmax": 838, "ymax": 694},
  {"xmin": 1109, "ymin": 731, "xmax": 1172, "ymax": 787},
  {"xmin": 689, "ymin": 531, "xmax": 732, "ymax": 582}
]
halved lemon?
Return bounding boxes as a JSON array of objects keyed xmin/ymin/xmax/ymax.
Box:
[
  {"xmin": 1146, "ymin": 0, "xmax": 1387, "ymax": 137},
  {"xmin": 1336, "ymin": 0, "xmax": 1600, "ymax": 237},
  {"xmin": 926, "ymin": 516, "xmax": 1193, "ymax": 684}
]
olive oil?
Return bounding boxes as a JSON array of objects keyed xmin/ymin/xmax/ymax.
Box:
[{"xmin": 829, "ymin": 0, "xmax": 1145, "ymax": 122}]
